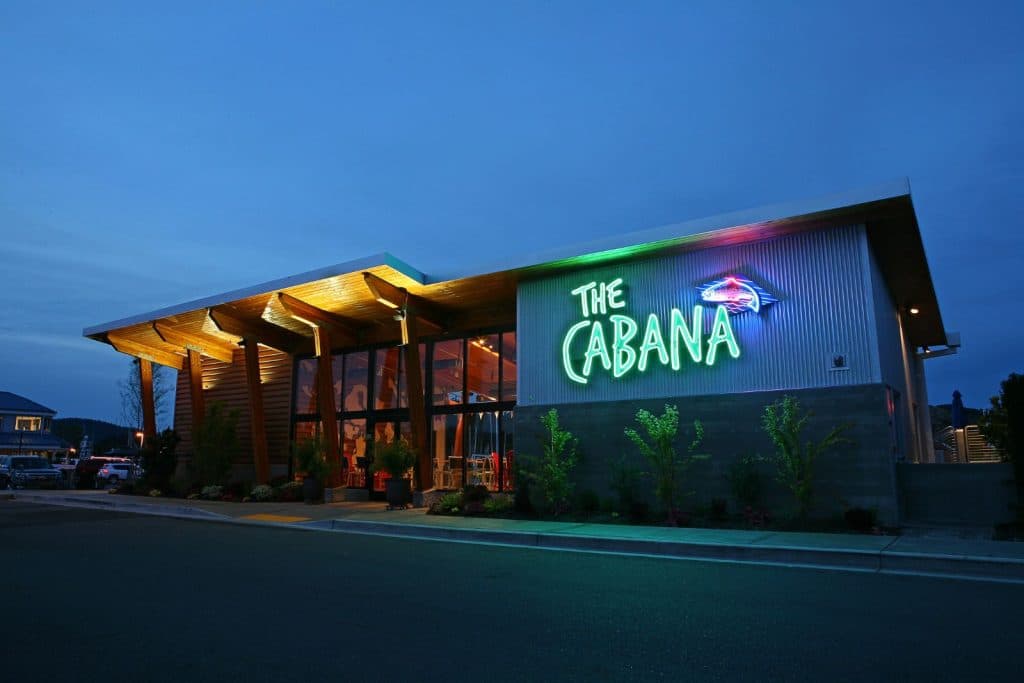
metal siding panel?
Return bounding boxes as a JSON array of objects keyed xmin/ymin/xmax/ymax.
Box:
[{"xmin": 518, "ymin": 225, "xmax": 876, "ymax": 405}]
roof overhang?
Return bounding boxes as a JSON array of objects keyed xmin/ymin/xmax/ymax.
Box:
[{"xmin": 83, "ymin": 179, "xmax": 946, "ymax": 364}]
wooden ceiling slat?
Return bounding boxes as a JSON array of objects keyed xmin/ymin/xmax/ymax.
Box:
[{"xmin": 107, "ymin": 332, "xmax": 185, "ymax": 370}]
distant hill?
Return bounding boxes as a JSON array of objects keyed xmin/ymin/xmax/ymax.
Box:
[
  {"xmin": 53, "ymin": 418, "xmax": 137, "ymax": 455},
  {"xmin": 929, "ymin": 403, "xmax": 985, "ymax": 431}
]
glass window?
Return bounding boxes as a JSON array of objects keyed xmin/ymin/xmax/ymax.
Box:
[
  {"xmin": 342, "ymin": 351, "xmax": 369, "ymax": 412},
  {"xmin": 293, "ymin": 420, "xmax": 319, "ymax": 444},
  {"xmin": 15, "ymin": 416, "xmax": 42, "ymax": 431},
  {"xmin": 466, "ymin": 411, "xmax": 500, "ymax": 491},
  {"xmin": 375, "ymin": 348, "xmax": 402, "ymax": 410},
  {"xmin": 502, "ymin": 332, "xmax": 517, "ymax": 402},
  {"xmin": 332, "ymin": 354, "xmax": 344, "ymax": 408},
  {"xmin": 341, "ymin": 418, "xmax": 367, "ymax": 488},
  {"xmin": 432, "ymin": 339, "xmax": 464, "ymax": 406},
  {"xmin": 294, "ymin": 359, "xmax": 318, "ymax": 415},
  {"xmin": 432, "ymin": 414, "xmax": 465, "ymax": 490},
  {"xmin": 467, "ymin": 334, "xmax": 500, "ymax": 403},
  {"xmin": 370, "ymin": 421, "xmax": 412, "ymax": 492}
]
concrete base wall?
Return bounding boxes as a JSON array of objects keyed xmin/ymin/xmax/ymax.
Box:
[
  {"xmin": 898, "ymin": 463, "xmax": 1018, "ymax": 526},
  {"xmin": 515, "ymin": 384, "xmax": 900, "ymax": 525}
]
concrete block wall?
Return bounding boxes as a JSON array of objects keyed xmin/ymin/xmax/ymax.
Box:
[{"xmin": 515, "ymin": 383, "xmax": 899, "ymax": 525}]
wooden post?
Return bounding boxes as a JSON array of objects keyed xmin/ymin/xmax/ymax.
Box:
[
  {"xmin": 139, "ymin": 358, "xmax": 157, "ymax": 440},
  {"xmin": 243, "ymin": 338, "xmax": 271, "ymax": 484},
  {"xmin": 313, "ymin": 327, "xmax": 341, "ymax": 486},
  {"xmin": 402, "ymin": 315, "xmax": 431, "ymax": 490},
  {"xmin": 187, "ymin": 349, "xmax": 206, "ymax": 439}
]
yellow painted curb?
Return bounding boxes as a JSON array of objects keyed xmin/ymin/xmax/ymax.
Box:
[{"xmin": 240, "ymin": 513, "xmax": 312, "ymax": 523}]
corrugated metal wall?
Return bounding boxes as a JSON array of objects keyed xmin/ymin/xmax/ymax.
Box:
[
  {"xmin": 173, "ymin": 346, "xmax": 293, "ymax": 466},
  {"xmin": 518, "ymin": 225, "xmax": 882, "ymax": 406}
]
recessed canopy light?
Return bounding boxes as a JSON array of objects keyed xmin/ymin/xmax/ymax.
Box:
[{"xmin": 909, "ymin": 307, "xmax": 920, "ymax": 315}]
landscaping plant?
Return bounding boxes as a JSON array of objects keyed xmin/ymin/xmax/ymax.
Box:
[
  {"xmin": 530, "ymin": 409, "xmax": 579, "ymax": 516},
  {"xmin": 979, "ymin": 372, "xmax": 1024, "ymax": 519},
  {"xmin": 293, "ymin": 435, "xmax": 332, "ymax": 481},
  {"xmin": 726, "ymin": 454, "xmax": 763, "ymax": 509},
  {"xmin": 192, "ymin": 401, "xmax": 239, "ymax": 487},
  {"xmin": 141, "ymin": 428, "xmax": 180, "ymax": 492},
  {"xmin": 624, "ymin": 404, "xmax": 707, "ymax": 525},
  {"xmin": 762, "ymin": 395, "xmax": 849, "ymax": 521}
]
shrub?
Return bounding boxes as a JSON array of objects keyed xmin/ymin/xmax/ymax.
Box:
[
  {"xmin": 371, "ymin": 440, "xmax": 417, "ymax": 478},
  {"xmin": 200, "ymin": 485, "xmax": 224, "ymax": 500},
  {"xmin": 527, "ymin": 409, "xmax": 579, "ymax": 516},
  {"xmin": 762, "ymin": 396, "xmax": 850, "ymax": 520},
  {"xmin": 148, "ymin": 489, "xmax": 162, "ymax": 497},
  {"xmin": 193, "ymin": 402, "xmax": 239, "ymax": 487},
  {"xmin": 726, "ymin": 454, "xmax": 763, "ymax": 509},
  {"xmin": 141, "ymin": 428, "xmax": 180, "ymax": 491},
  {"xmin": 276, "ymin": 480, "xmax": 303, "ymax": 502},
  {"xmin": 431, "ymin": 491, "xmax": 463, "ymax": 514},
  {"xmin": 483, "ymin": 495, "xmax": 513, "ymax": 515},
  {"xmin": 250, "ymin": 484, "xmax": 274, "ymax": 502},
  {"xmin": 624, "ymin": 405, "xmax": 708, "ymax": 525},
  {"xmin": 462, "ymin": 484, "xmax": 490, "ymax": 504},
  {"xmin": 292, "ymin": 436, "xmax": 331, "ymax": 481}
]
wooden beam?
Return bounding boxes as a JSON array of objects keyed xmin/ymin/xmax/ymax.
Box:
[
  {"xmin": 277, "ymin": 292, "xmax": 360, "ymax": 346},
  {"xmin": 187, "ymin": 349, "xmax": 206, "ymax": 438},
  {"xmin": 139, "ymin": 358, "xmax": 157, "ymax": 440},
  {"xmin": 242, "ymin": 338, "xmax": 270, "ymax": 484},
  {"xmin": 313, "ymin": 327, "xmax": 342, "ymax": 486},
  {"xmin": 362, "ymin": 272, "xmax": 446, "ymax": 332},
  {"xmin": 153, "ymin": 322, "xmax": 236, "ymax": 364},
  {"xmin": 402, "ymin": 315, "xmax": 431, "ymax": 490},
  {"xmin": 107, "ymin": 333, "xmax": 184, "ymax": 370},
  {"xmin": 208, "ymin": 306, "xmax": 306, "ymax": 354}
]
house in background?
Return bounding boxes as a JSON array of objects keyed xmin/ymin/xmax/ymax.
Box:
[{"xmin": 0, "ymin": 391, "xmax": 69, "ymax": 457}]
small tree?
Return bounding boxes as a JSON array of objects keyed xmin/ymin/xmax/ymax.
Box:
[
  {"xmin": 142, "ymin": 428, "xmax": 180, "ymax": 491},
  {"xmin": 762, "ymin": 396, "xmax": 849, "ymax": 521},
  {"xmin": 192, "ymin": 402, "xmax": 239, "ymax": 487},
  {"xmin": 530, "ymin": 409, "xmax": 579, "ymax": 516},
  {"xmin": 979, "ymin": 373, "xmax": 1024, "ymax": 513},
  {"xmin": 624, "ymin": 404, "xmax": 707, "ymax": 524}
]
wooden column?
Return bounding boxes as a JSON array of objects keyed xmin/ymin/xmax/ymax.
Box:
[
  {"xmin": 402, "ymin": 315, "xmax": 431, "ymax": 490},
  {"xmin": 187, "ymin": 349, "xmax": 206, "ymax": 439},
  {"xmin": 313, "ymin": 327, "xmax": 341, "ymax": 486},
  {"xmin": 138, "ymin": 358, "xmax": 157, "ymax": 440},
  {"xmin": 243, "ymin": 338, "xmax": 271, "ymax": 484}
]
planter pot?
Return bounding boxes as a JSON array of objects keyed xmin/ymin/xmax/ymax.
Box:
[
  {"xmin": 303, "ymin": 475, "xmax": 323, "ymax": 504},
  {"xmin": 385, "ymin": 477, "xmax": 411, "ymax": 510}
]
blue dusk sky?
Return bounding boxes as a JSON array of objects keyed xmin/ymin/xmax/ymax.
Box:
[{"xmin": 1, "ymin": 1, "xmax": 1022, "ymax": 426}]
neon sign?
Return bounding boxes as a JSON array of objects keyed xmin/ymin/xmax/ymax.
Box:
[
  {"xmin": 561, "ymin": 277, "xmax": 742, "ymax": 385},
  {"xmin": 696, "ymin": 276, "xmax": 776, "ymax": 314}
]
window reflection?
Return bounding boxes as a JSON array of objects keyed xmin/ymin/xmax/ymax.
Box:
[
  {"xmin": 342, "ymin": 418, "xmax": 367, "ymax": 488},
  {"xmin": 467, "ymin": 334, "xmax": 499, "ymax": 403},
  {"xmin": 375, "ymin": 348, "xmax": 401, "ymax": 410},
  {"xmin": 432, "ymin": 340, "xmax": 463, "ymax": 406},
  {"xmin": 502, "ymin": 332, "xmax": 517, "ymax": 402},
  {"xmin": 342, "ymin": 351, "xmax": 369, "ymax": 412},
  {"xmin": 294, "ymin": 359, "xmax": 318, "ymax": 414}
]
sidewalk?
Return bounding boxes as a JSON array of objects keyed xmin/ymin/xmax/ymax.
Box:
[{"xmin": 7, "ymin": 488, "xmax": 1024, "ymax": 584}]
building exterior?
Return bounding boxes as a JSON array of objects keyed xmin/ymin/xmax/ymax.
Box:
[
  {"xmin": 83, "ymin": 180, "xmax": 954, "ymax": 524},
  {"xmin": 0, "ymin": 391, "xmax": 68, "ymax": 457}
]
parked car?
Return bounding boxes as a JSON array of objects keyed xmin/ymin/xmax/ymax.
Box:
[
  {"xmin": 95, "ymin": 461, "xmax": 138, "ymax": 487},
  {"xmin": 73, "ymin": 456, "xmax": 131, "ymax": 489},
  {"xmin": 1, "ymin": 455, "xmax": 63, "ymax": 490}
]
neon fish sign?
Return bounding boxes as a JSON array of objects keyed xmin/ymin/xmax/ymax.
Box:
[
  {"xmin": 697, "ymin": 276, "xmax": 777, "ymax": 315},
  {"xmin": 561, "ymin": 277, "xmax": 740, "ymax": 385}
]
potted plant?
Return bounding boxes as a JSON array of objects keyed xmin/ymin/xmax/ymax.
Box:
[
  {"xmin": 292, "ymin": 436, "xmax": 332, "ymax": 504},
  {"xmin": 371, "ymin": 439, "xmax": 416, "ymax": 509}
]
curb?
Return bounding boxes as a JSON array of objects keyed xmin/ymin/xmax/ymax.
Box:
[
  {"xmin": 11, "ymin": 492, "xmax": 230, "ymax": 521},
  {"xmin": 9, "ymin": 494, "xmax": 1024, "ymax": 584}
]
